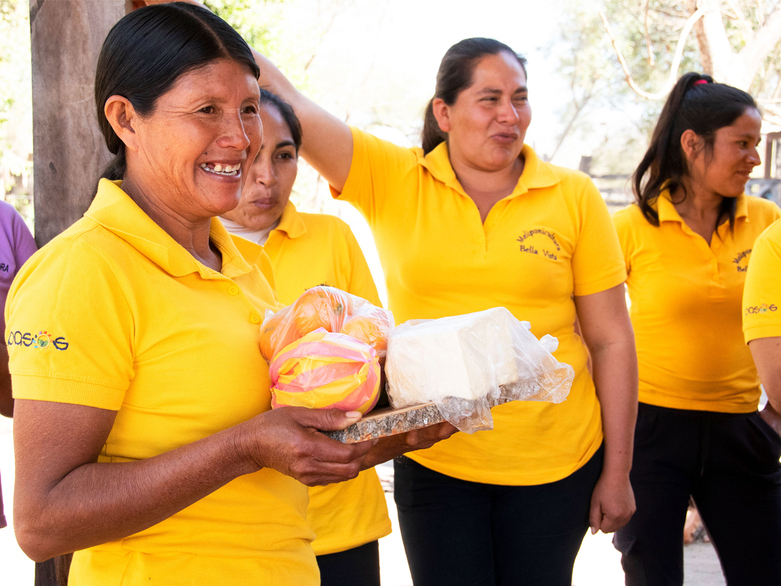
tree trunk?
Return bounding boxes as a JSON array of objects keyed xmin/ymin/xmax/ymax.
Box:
[
  {"xmin": 688, "ymin": 0, "xmax": 714, "ymax": 75},
  {"xmin": 30, "ymin": 0, "xmax": 126, "ymax": 246}
]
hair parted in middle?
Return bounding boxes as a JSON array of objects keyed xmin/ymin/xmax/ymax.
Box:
[{"xmin": 421, "ymin": 37, "xmax": 527, "ymax": 155}]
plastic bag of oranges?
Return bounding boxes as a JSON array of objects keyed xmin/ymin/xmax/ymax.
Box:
[
  {"xmin": 259, "ymin": 286, "xmax": 394, "ymax": 364},
  {"xmin": 270, "ymin": 329, "xmax": 381, "ymax": 414}
]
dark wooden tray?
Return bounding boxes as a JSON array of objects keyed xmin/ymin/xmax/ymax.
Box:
[{"xmin": 324, "ymin": 402, "xmax": 443, "ymax": 444}]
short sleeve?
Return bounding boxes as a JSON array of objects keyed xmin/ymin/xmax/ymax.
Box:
[
  {"xmin": 611, "ymin": 206, "xmax": 635, "ymax": 274},
  {"xmin": 12, "ymin": 212, "xmax": 38, "ymax": 268},
  {"xmin": 571, "ymin": 177, "xmax": 627, "ymax": 296},
  {"xmin": 7, "ymin": 239, "xmax": 134, "ymax": 410},
  {"xmin": 743, "ymin": 220, "xmax": 781, "ymax": 343}
]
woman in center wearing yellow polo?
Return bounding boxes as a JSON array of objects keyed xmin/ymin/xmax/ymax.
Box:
[
  {"xmin": 255, "ymin": 38, "xmax": 638, "ymax": 585},
  {"xmin": 219, "ymin": 89, "xmax": 390, "ymax": 586},
  {"xmin": 612, "ymin": 73, "xmax": 781, "ymax": 585}
]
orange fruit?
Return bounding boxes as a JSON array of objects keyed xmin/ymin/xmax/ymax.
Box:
[
  {"xmin": 341, "ymin": 310, "xmax": 393, "ymax": 357},
  {"xmin": 259, "ymin": 305, "xmax": 298, "ymax": 361},
  {"xmin": 292, "ymin": 286, "xmax": 353, "ymax": 335}
]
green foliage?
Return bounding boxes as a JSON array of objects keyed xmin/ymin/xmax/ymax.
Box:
[
  {"xmin": 204, "ymin": 0, "xmax": 278, "ymax": 54},
  {"xmin": 0, "ymin": 0, "xmax": 33, "ymax": 226},
  {"xmin": 552, "ymin": 0, "xmax": 781, "ymax": 177}
]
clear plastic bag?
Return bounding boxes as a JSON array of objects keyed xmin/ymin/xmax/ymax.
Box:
[
  {"xmin": 270, "ymin": 329, "xmax": 381, "ymax": 414},
  {"xmin": 384, "ymin": 307, "xmax": 575, "ymax": 433},
  {"xmin": 259, "ymin": 286, "xmax": 395, "ymax": 364}
]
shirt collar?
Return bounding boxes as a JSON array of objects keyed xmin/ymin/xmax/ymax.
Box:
[
  {"xmin": 657, "ymin": 189, "xmax": 749, "ymax": 224},
  {"xmin": 85, "ymin": 179, "xmax": 253, "ymax": 279},
  {"xmin": 419, "ymin": 142, "xmax": 559, "ymax": 198},
  {"xmin": 273, "ymin": 200, "xmax": 306, "ymax": 239}
]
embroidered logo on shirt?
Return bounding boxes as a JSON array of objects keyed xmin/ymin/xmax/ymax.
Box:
[
  {"xmin": 0, "ymin": 263, "xmax": 9, "ymax": 273},
  {"xmin": 745, "ymin": 304, "xmax": 778, "ymax": 316},
  {"xmin": 733, "ymin": 249, "xmax": 752, "ymax": 273},
  {"xmin": 7, "ymin": 330, "xmax": 69, "ymax": 350},
  {"xmin": 516, "ymin": 229, "xmax": 561, "ymax": 261}
]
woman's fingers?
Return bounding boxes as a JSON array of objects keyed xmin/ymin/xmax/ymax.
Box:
[{"xmin": 241, "ymin": 407, "xmax": 373, "ymax": 485}]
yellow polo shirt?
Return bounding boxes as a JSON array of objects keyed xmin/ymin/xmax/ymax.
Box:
[
  {"xmin": 226, "ymin": 201, "xmax": 391, "ymax": 556},
  {"xmin": 6, "ymin": 180, "xmax": 317, "ymax": 585},
  {"xmin": 614, "ymin": 193, "xmax": 780, "ymax": 413},
  {"xmin": 744, "ymin": 218, "xmax": 781, "ymax": 342},
  {"xmin": 332, "ymin": 128, "xmax": 626, "ymax": 485}
]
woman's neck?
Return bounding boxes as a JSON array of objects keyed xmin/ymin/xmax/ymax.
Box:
[
  {"xmin": 121, "ymin": 174, "xmax": 222, "ymax": 271},
  {"xmin": 671, "ymin": 179, "xmax": 724, "ymax": 245},
  {"xmin": 450, "ymin": 155, "xmax": 525, "ymax": 223}
]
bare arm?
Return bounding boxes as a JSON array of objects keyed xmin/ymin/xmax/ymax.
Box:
[
  {"xmin": 251, "ymin": 49, "xmax": 353, "ymax": 191},
  {"xmin": 748, "ymin": 337, "xmax": 781, "ymax": 437},
  {"xmin": 574, "ymin": 283, "xmax": 638, "ymax": 534},
  {"xmin": 13, "ymin": 400, "xmax": 372, "ymax": 562},
  {"xmin": 137, "ymin": 1, "xmax": 355, "ymax": 190}
]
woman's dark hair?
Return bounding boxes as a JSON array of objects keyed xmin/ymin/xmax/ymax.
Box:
[
  {"xmin": 95, "ymin": 2, "xmax": 260, "ymax": 181},
  {"xmin": 259, "ymin": 88, "xmax": 303, "ymax": 154},
  {"xmin": 633, "ymin": 72, "xmax": 758, "ymax": 228},
  {"xmin": 421, "ymin": 38, "xmax": 527, "ymax": 155}
]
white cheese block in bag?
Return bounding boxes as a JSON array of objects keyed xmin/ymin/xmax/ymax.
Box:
[{"xmin": 385, "ymin": 307, "xmax": 522, "ymax": 407}]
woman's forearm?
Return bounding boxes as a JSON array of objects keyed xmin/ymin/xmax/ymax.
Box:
[
  {"xmin": 590, "ymin": 336, "xmax": 638, "ymax": 476},
  {"xmin": 13, "ymin": 401, "xmax": 369, "ymax": 561},
  {"xmin": 13, "ymin": 400, "xmax": 257, "ymax": 561}
]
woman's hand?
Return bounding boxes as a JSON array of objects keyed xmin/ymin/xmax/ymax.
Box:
[
  {"xmin": 575, "ymin": 283, "xmax": 639, "ymax": 534},
  {"xmin": 760, "ymin": 401, "xmax": 781, "ymax": 438},
  {"xmin": 12, "ymin": 400, "xmax": 373, "ymax": 561},
  {"xmin": 589, "ymin": 468, "xmax": 636, "ymax": 534},
  {"xmin": 361, "ymin": 421, "xmax": 458, "ymax": 469},
  {"xmin": 237, "ymin": 407, "xmax": 375, "ymax": 486}
]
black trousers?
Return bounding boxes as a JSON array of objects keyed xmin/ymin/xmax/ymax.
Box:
[
  {"xmin": 613, "ymin": 403, "xmax": 781, "ymax": 586},
  {"xmin": 316, "ymin": 540, "xmax": 380, "ymax": 586},
  {"xmin": 393, "ymin": 447, "xmax": 603, "ymax": 586}
]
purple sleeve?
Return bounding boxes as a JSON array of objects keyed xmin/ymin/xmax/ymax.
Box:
[{"xmin": 0, "ymin": 201, "xmax": 37, "ymax": 332}]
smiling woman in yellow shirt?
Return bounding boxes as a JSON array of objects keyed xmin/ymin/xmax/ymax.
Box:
[
  {"xmin": 612, "ymin": 73, "xmax": 781, "ymax": 586},
  {"xmin": 220, "ymin": 89, "xmax": 391, "ymax": 586},
  {"xmin": 254, "ymin": 37, "xmax": 638, "ymax": 586}
]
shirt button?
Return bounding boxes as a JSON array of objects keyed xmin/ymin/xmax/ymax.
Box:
[
  {"xmin": 250, "ymin": 314, "xmax": 261, "ymax": 324},
  {"xmin": 228, "ymin": 285, "xmax": 239, "ymax": 296}
]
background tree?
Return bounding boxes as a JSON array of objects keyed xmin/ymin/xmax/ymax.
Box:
[
  {"xmin": 0, "ymin": 0, "xmax": 32, "ymax": 225},
  {"xmin": 551, "ymin": 0, "xmax": 781, "ymax": 177}
]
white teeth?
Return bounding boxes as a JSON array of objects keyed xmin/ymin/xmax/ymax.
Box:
[{"xmin": 200, "ymin": 163, "xmax": 241, "ymax": 176}]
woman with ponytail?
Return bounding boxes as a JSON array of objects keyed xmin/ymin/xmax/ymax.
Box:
[
  {"xmin": 612, "ymin": 72, "xmax": 781, "ymax": 585},
  {"xmin": 256, "ymin": 37, "xmax": 638, "ymax": 585}
]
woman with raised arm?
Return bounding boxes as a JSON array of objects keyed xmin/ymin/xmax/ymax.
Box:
[
  {"xmin": 612, "ymin": 72, "xmax": 781, "ymax": 585},
  {"xmin": 7, "ymin": 4, "xmax": 452, "ymax": 585},
  {"xmin": 256, "ymin": 37, "xmax": 638, "ymax": 585},
  {"xmin": 220, "ymin": 89, "xmax": 391, "ymax": 586}
]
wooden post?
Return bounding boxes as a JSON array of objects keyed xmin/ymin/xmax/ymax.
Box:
[{"xmin": 30, "ymin": 0, "xmax": 126, "ymax": 246}]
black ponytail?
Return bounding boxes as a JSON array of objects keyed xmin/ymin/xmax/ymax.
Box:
[{"xmin": 634, "ymin": 72, "xmax": 757, "ymax": 228}]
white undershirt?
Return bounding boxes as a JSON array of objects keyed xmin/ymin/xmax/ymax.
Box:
[{"xmin": 219, "ymin": 217, "xmax": 279, "ymax": 246}]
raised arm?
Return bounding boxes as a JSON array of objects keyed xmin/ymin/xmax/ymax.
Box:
[
  {"xmin": 252, "ymin": 49, "xmax": 353, "ymax": 191},
  {"xmin": 134, "ymin": 1, "xmax": 355, "ymax": 191},
  {"xmin": 748, "ymin": 337, "xmax": 781, "ymax": 437},
  {"xmin": 13, "ymin": 400, "xmax": 372, "ymax": 562},
  {"xmin": 574, "ymin": 283, "xmax": 638, "ymax": 534}
]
